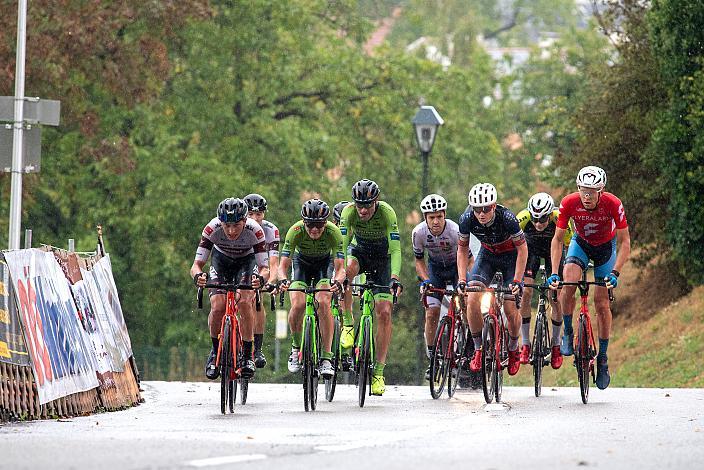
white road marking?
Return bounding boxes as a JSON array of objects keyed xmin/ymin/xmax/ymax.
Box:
[{"xmin": 187, "ymin": 454, "xmax": 267, "ymax": 467}]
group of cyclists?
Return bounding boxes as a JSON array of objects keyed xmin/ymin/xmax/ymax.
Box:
[{"xmin": 190, "ymin": 164, "xmax": 630, "ymax": 396}]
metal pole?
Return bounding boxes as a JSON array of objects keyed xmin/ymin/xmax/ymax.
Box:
[
  {"xmin": 274, "ymin": 338, "xmax": 280, "ymax": 373},
  {"xmin": 68, "ymin": 238, "xmax": 75, "ymax": 252},
  {"xmin": 421, "ymin": 151, "xmax": 429, "ymax": 197},
  {"xmin": 417, "ymin": 150, "xmax": 431, "ymax": 384},
  {"xmin": 8, "ymin": 0, "xmax": 27, "ymax": 250},
  {"xmin": 24, "ymin": 229, "xmax": 31, "ymax": 249}
]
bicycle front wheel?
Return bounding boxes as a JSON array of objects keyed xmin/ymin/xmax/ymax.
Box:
[
  {"xmin": 481, "ymin": 317, "xmax": 496, "ymax": 404},
  {"xmin": 326, "ymin": 316, "xmax": 341, "ymax": 402},
  {"xmin": 577, "ymin": 316, "xmax": 590, "ymax": 404},
  {"xmin": 448, "ymin": 320, "xmax": 467, "ymax": 398},
  {"xmin": 495, "ymin": 325, "xmax": 506, "ymax": 403},
  {"xmin": 302, "ymin": 316, "xmax": 315, "ymax": 412},
  {"xmin": 430, "ymin": 317, "xmax": 450, "ymax": 399},
  {"xmin": 532, "ymin": 314, "xmax": 545, "ymax": 397},
  {"xmin": 220, "ymin": 317, "xmax": 232, "ymax": 415},
  {"xmin": 358, "ymin": 318, "xmax": 371, "ymax": 408}
]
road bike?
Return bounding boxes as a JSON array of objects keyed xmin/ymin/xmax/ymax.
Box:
[
  {"xmin": 281, "ymin": 284, "xmax": 339, "ymax": 412},
  {"xmin": 422, "ymin": 285, "xmax": 468, "ymax": 399},
  {"xmin": 197, "ymin": 282, "xmax": 262, "ymax": 414},
  {"xmin": 349, "ymin": 280, "xmax": 399, "ymax": 408},
  {"xmin": 523, "ymin": 266, "xmax": 552, "ymax": 397},
  {"xmin": 465, "ymin": 273, "xmax": 520, "ymax": 404},
  {"xmin": 556, "ymin": 267, "xmax": 614, "ymax": 404}
]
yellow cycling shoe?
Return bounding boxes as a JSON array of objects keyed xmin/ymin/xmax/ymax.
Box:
[
  {"xmin": 340, "ymin": 325, "xmax": 355, "ymax": 349},
  {"xmin": 371, "ymin": 374, "xmax": 385, "ymax": 396}
]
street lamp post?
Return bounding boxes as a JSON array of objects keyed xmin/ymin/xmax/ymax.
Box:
[
  {"xmin": 412, "ymin": 105, "xmax": 444, "ymax": 197},
  {"xmin": 411, "ymin": 105, "xmax": 444, "ymax": 384}
]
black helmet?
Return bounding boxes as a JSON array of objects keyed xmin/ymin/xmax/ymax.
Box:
[
  {"xmin": 301, "ymin": 199, "xmax": 330, "ymax": 222},
  {"xmin": 351, "ymin": 179, "xmax": 379, "ymax": 203},
  {"xmin": 217, "ymin": 197, "xmax": 248, "ymax": 223},
  {"xmin": 244, "ymin": 193, "xmax": 267, "ymax": 212},
  {"xmin": 333, "ymin": 201, "xmax": 350, "ymax": 223}
]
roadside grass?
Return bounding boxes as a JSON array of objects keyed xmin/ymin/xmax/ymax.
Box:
[{"xmin": 508, "ymin": 286, "xmax": 704, "ymax": 388}]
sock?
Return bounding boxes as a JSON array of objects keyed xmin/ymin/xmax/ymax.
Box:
[
  {"xmin": 563, "ymin": 314, "xmax": 573, "ymax": 335},
  {"xmin": 598, "ymin": 338, "xmax": 609, "ymax": 362},
  {"xmin": 321, "ymin": 351, "xmax": 334, "ymax": 360},
  {"xmin": 521, "ymin": 317, "xmax": 531, "ymax": 345},
  {"xmin": 551, "ymin": 320, "xmax": 563, "ymax": 347},
  {"xmin": 472, "ymin": 332, "xmax": 482, "ymax": 350},
  {"xmin": 291, "ymin": 332, "xmax": 302, "ymax": 349},
  {"xmin": 508, "ymin": 335, "xmax": 519, "ymax": 351},
  {"xmin": 427, "ymin": 344, "xmax": 435, "ymax": 359},
  {"xmin": 373, "ymin": 362, "xmax": 385, "ymax": 376},
  {"xmin": 254, "ymin": 333, "xmax": 263, "ymax": 352},
  {"xmin": 343, "ymin": 310, "xmax": 354, "ymax": 327},
  {"xmin": 211, "ymin": 337, "xmax": 219, "ymax": 351},
  {"xmin": 243, "ymin": 340, "xmax": 253, "ymax": 359}
]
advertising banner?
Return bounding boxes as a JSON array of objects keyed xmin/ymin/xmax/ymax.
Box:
[
  {"xmin": 0, "ymin": 261, "xmax": 30, "ymax": 365},
  {"xmin": 89, "ymin": 255, "xmax": 132, "ymax": 361},
  {"xmin": 4, "ymin": 249, "xmax": 99, "ymax": 404}
]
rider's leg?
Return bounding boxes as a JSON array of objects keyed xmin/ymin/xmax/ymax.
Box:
[
  {"xmin": 208, "ymin": 294, "xmax": 227, "ymax": 340},
  {"xmin": 424, "ymin": 303, "xmax": 441, "ymax": 356},
  {"xmin": 520, "ymin": 276, "xmax": 535, "ymax": 346},
  {"xmin": 593, "ymin": 286, "xmax": 612, "ymax": 356},
  {"xmin": 343, "ymin": 257, "xmax": 359, "ymax": 327},
  {"xmin": 287, "ymin": 290, "xmax": 306, "ymax": 349},
  {"xmin": 560, "ymin": 263, "xmax": 581, "ymax": 334},
  {"xmin": 317, "ymin": 290, "xmax": 334, "ymax": 355},
  {"xmin": 374, "ymin": 300, "xmax": 393, "ymax": 366}
]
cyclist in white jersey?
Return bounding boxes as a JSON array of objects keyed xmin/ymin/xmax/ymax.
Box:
[
  {"xmin": 244, "ymin": 193, "xmax": 280, "ymax": 369},
  {"xmin": 190, "ymin": 197, "xmax": 270, "ymax": 380}
]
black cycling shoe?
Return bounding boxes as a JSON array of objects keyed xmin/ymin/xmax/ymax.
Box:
[
  {"xmin": 254, "ymin": 350, "xmax": 267, "ymax": 368},
  {"xmin": 341, "ymin": 353, "xmax": 352, "ymax": 372},
  {"xmin": 205, "ymin": 348, "xmax": 219, "ymax": 380},
  {"xmin": 241, "ymin": 359, "xmax": 256, "ymax": 379},
  {"xmin": 470, "ymin": 369, "xmax": 483, "ymax": 390},
  {"xmin": 425, "ymin": 365, "xmax": 431, "ymax": 381}
]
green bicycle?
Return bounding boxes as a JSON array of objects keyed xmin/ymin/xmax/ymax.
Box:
[
  {"xmin": 349, "ymin": 279, "xmax": 399, "ymax": 408},
  {"xmin": 282, "ymin": 284, "xmax": 339, "ymax": 411}
]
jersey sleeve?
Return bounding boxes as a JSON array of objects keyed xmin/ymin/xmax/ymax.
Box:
[
  {"xmin": 610, "ymin": 195, "xmax": 628, "ymax": 229},
  {"xmin": 517, "ymin": 209, "xmax": 530, "ymax": 232},
  {"xmin": 384, "ymin": 205, "xmax": 402, "ymax": 277},
  {"xmin": 339, "ymin": 204, "xmax": 355, "ymax": 256},
  {"xmin": 280, "ymin": 223, "xmax": 300, "ymax": 258},
  {"xmin": 267, "ymin": 222, "xmax": 280, "ymax": 258},
  {"xmin": 411, "ymin": 224, "xmax": 425, "ymax": 259},
  {"xmin": 328, "ymin": 223, "xmax": 345, "ymax": 259},
  {"xmin": 556, "ymin": 196, "xmax": 572, "ymax": 230},
  {"xmin": 505, "ymin": 210, "xmax": 526, "ymax": 247},
  {"xmin": 194, "ymin": 221, "xmax": 216, "ymax": 262},
  {"xmin": 251, "ymin": 221, "xmax": 269, "ymax": 268},
  {"xmin": 457, "ymin": 210, "xmax": 471, "ymax": 245},
  {"xmin": 554, "ymin": 210, "xmax": 574, "ymax": 245}
]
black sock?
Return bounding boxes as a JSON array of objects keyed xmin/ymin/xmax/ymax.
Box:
[
  {"xmin": 211, "ymin": 337, "xmax": 219, "ymax": 351},
  {"xmin": 243, "ymin": 340, "xmax": 253, "ymax": 360},
  {"xmin": 254, "ymin": 333, "xmax": 263, "ymax": 352}
]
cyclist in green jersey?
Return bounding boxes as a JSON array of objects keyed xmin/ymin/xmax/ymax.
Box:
[
  {"xmin": 278, "ymin": 199, "xmax": 347, "ymax": 378},
  {"xmin": 339, "ymin": 179, "xmax": 403, "ymax": 396}
]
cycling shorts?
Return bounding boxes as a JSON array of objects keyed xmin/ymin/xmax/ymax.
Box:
[
  {"xmin": 291, "ymin": 253, "xmax": 334, "ymax": 288},
  {"xmin": 348, "ymin": 245, "xmax": 392, "ymax": 301},
  {"xmin": 565, "ymin": 235, "xmax": 616, "ymax": 279},
  {"xmin": 208, "ymin": 251, "xmax": 256, "ymax": 296},
  {"xmin": 426, "ymin": 261, "xmax": 458, "ymax": 308},
  {"xmin": 468, "ymin": 247, "xmax": 516, "ymax": 287}
]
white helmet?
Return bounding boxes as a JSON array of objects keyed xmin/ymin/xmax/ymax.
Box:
[
  {"xmin": 468, "ymin": 183, "xmax": 497, "ymax": 207},
  {"xmin": 420, "ymin": 194, "xmax": 447, "ymax": 214},
  {"xmin": 576, "ymin": 166, "xmax": 607, "ymax": 189},
  {"xmin": 527, "ymin": 192, "xmax": 555, "ymax": 219}
]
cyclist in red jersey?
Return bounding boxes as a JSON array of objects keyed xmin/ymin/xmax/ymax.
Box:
[{"xmin": 547, "ymin": 166, "xmax": 631, "ymax": 390}]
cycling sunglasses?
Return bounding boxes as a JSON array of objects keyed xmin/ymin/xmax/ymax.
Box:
[
  {"xmin": 472, "ymin": 205, "xmax": 494, "ymax": 214},
  {"xmin": 531, "ymin": 214, "xmax": 550, "ymax": 224},
  {"xmin": 355, "ymin": 201, "xmax": 375, "ymax": 209},
  {"xmin": 304, "ymin": 221, "xmax": 326, "ymax": 229}
]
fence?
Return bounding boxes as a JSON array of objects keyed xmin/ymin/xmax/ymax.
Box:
[{"xmin": 0, "ymin": 234, "xmax": 141, "ymax": 422}]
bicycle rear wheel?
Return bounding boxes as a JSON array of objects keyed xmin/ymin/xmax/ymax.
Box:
[
  {"xmin": 577, "ymin": 316, "xmax": 590, "ymax": 404},
  {"xmin": 326, "ymin": 316, "xmax": 341, "ymax": 402},
  {"xmin": 220, "ymin": 317, "xmax": 232, "ymax": 415},
  {"xmin": 481, "ymin": 317, "xmax": 496, "ymax": 404},
  {"xmin": 532, "ymin": 313, "xmax": 545, "ymax": 397},
  {"xmin": 495, "ymin": 324, "xmax": 506, "ymax": 403},
  {"xmin": 448, "ymin": 320, "xmax": 466, "ymax": 398},
  {"xmin": 430, "ymin": 317, "xmax": 450, "ymax": 399},
  {"xmin": 358, "ymin": 318, "xmax": 371, "ymax": 408},
  {"xmin": 302, "ymin": 316, "xmax": 314, "ymax": 412}
]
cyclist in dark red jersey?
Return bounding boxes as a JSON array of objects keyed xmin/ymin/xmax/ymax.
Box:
[{"xmin": 547, "ymin": 166, "xmax": 631, "ymax": 390}]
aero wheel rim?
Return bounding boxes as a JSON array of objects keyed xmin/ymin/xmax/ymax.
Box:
[
  {"xmin": 533, "ymin": 320, "xmax": 543, "ymax": 397},
  {"xmin": 481, "ymin": 320, "xmax": 495, "ymax": 404},
  {"xmin": 358, "ymin": 319, "xmax": 370, "ymax": 407},
  {"xmin": 430, "ymin": 319, "xmax": 449, "ymax": 399}
]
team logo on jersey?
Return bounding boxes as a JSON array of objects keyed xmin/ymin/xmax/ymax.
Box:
[
  {"xmin": 583, "ymin": 223, "xmax": 600, "ymax": 237},
  {"xmin": 204, "ymin": 225, "xmax": 214, "ymax": 236},
  {"xmin": 274, "ymin": 229, "xmax": 279, "ymax": 238},
  {"xmin": 255, "ymin": 230, "xmax": 264, "ymax": 239}
]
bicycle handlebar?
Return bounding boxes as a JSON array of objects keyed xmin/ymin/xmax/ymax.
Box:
[
  {"xmin": 557, "ymin": 280, "xmax": 615, "ymax": 302},
  {"xmin": 463, "ymin": 285, "xmax": 522, "ymax": 309},
  {"xmin": 196, "ymin": 283, "xmax": 264, "ymax": 310},
  {"xmin": 349, "ymin": 281, "xmax": 401, "ymax": 304},
  {"xmin": 421, "ymin": 286, "xmax": 461, "ymax": 309}
]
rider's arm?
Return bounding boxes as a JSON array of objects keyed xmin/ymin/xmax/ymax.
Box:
[
  {"xmin": 613, "ymin": 227, "xmax": 631, "ymax": 273},
  {"xmin": 384, "ymin": 205, "xmax": 402, "ymax": 279},
  {"xmin": 411, "ymin": 223, "xmax": 429, "ymax": 280},
  {"xmin": 267, "ymin": 225, "xmax": 281, "ymax": 284},
  {"xmin": 190, "ymin": 259, "xmax": 206, "ymax": 280},
  {"xmin": 329, "ymin": 223, "xmax": 347, "ymax": 284},
  {"xmin": 457, "ymin": 240, "xmax": 469, "ymax": 282},
  {"xmin": 550, "ymin": 228, "xmax": 566, "ymax": 274},
  {"xmin": 191, "ymin": 222, "xmax": 214, "ymax": 282},
  {"xmin": 415, "ymin": 258, "xmax": 430, "ymax": 281},
  {"xmin": 514, "ymin": 238, "xmax": 528, "ymax": 282},
  {"xmin": 339, "ymin": 204, "xmax": 355, "ymax": 255},
  {"xmin": 277, "ymin": 223, "xmax": 299, "ymax": 281}
]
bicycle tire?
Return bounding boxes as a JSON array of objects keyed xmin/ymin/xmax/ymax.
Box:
[
  {"xmin": 302, "ymin": 316, "xmax": 314, "ymax": 412},
  {"xmin": 311, "ymin": 320, "xmax": 320, "ymax": 411},
  {"xmin": 239, "ymin": 378, "xmax": 248, "ymax": 405},
  {"xmin": 220, "ymin": 317, "xmax": 232, "ymax": 415},
  {"xmin": 577, "ymin": 316, "xmax": 590, "ymax": 404},
  {"xmin": 495, "ymin": 323, "xmax": 506, "ymax": 403},
  {"xmin": 532, "ymin": 313, "xmax": 545, "ymax": 397},
  {"xmin": 481, "ymin": 317, "xmax": 496, "ymax": 404},
  {"xmin": 448, "ymin": 320, "xmax": 466, "ymax": 398},
  {"xmin": 326, "ymin": 316, "xmax": 341, "ymax": 402},
  {"xmin": 430, "ymin": 317, "xmax": 450, "ymax": 399},
  {"xmin": 229, "ymin": 379, "xmax": 235, "ymax": 413},
  {"xmin": 358, "ymin": 318, "xmax": 371, "ymax": 408}
]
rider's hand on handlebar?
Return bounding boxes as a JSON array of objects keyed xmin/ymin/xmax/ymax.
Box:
[
  {"xmin": 419, "ymin": 279, "xmax": 431, "ymax": 294},
  {"xmin": 510, "ymin": 279, "xmax": 524, "ymax": 297},
  {"xmin": 278, "ymin": 279, "xmax": 290, "ymax": 292},
  {"xmin": 330, "ymin": 278, "xmax": 345, "ymax": 294},
  {"xmin": 604, "ymin": 270, "xmax": 619, "ymax": 289},
  {"xmin": 547, "ymin": 273, "xmax": 561, "ymax": 290},
  {"xmin": 193, "ymin": 272, "xmax": 207, "ymax": 288},
  {"xmin": 391, "ymin": 278, "xmax": 403, "ymax": 297},
  {"xmin": 457, "ymin": 280, "xmax": 467, "ymax": 292},
  {"xmin": 251, "ymin": 274, "xmax": 265, "ymax": 289}
]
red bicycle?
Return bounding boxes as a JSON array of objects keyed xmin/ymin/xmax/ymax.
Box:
[
  {"xmin": 197, "ymin": 282, "xmax": 262, "ymax": 414},
  {"xmin": 466, "ymin": 273, "xmax": 520, "ymax": 404},
  {"xmin": 422, "ymin": 286, "xmax": 467, "ymax": 399},
  {"xmin": 556, "ymin": 268, "xmax": 613, "ymax": 404}
]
